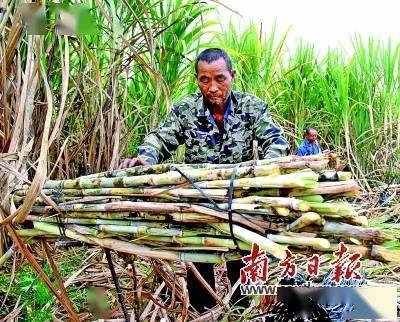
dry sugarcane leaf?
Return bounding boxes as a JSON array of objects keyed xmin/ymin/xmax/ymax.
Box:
[{"xmin": 14, "ymin": 45, "xmax": 54, "ymax": 223}]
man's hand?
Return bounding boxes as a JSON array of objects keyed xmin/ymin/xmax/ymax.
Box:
[{"xmin": 118, "ymin": 157, "xmax": 149, "ymax": 169}]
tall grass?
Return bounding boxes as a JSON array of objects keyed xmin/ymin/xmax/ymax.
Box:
[
  {"xmin": 214, "ymin": 23, "xmax": 399, "ymax": 189},
  {"xmin": 123, "ymin": 0, "xmax": 215, "ymax": 153},
  {"xmin": 0, "ymin": 0, "xmax": 215, "ymax": 255}
]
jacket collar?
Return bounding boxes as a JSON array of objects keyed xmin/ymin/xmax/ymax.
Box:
[{"xmin": 303, "ymin": 139, "xmax": 317, "ymax": 147}]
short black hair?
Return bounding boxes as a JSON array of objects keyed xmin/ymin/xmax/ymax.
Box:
[
  {"xmin": 304, "ymin": 127, "xmax": 317, "ymax": 136},
  {"xmin": 305, "ymin": 127, "xmax": 313, "ymax": 134},
  {"xmin": 195, "ymin": 48, "xmax": 232, "ymax": 73}
]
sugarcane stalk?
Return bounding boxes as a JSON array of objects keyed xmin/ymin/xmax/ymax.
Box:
[
  {"xmin": 252, "ymin": 189, "xmax": 281, "ymax": 197},
  {"xmin": 63, "ymin": 224, "xmax": 117, "ymax": 238},
  {"xmin": 33, "ymin": 222, "xmax": 241, "ymax": 263},
  {"xmin": 211, "ymin": 223, "xmax": 286, "ymax": 259},
  {"xmin": 307, "ymin": 202, "xmax": 339, "ymax": 214},
  {"xmin": 168, "ymin": 212, "xmax": 222, "ymax": 223},
  {"xmin": 253, "ymin": 153, "xmax": 334, "ymax": 166},
  {"xmin": 64, "ymin": 224, "xmax": 101, "ymax": 236},
  {"xmin": 289, "ymin": 180, "xmax": 360, "ymax": 196},
  {"xmin": 97, "ymin": 225, "xmax": 214, "ymax": 237},
  {"xmin": 59, "ymin": 196, "xmax": 122, "ymax": 205},
  {"xmin": 232, "ymin": 196, "xmax": 310, "ymax": 212},
  {"xmin": 273, "ymin": 207, "xmax": 290, "ymax": 216},
  {"xmin": 348, "ymin": 216, "xmax": 368, "ymax": 226},
  {"xmin": 278, "ymin": 160, "xmax": 329, "ymax": 172},
  {"xmin": 0, "ymin": 245, "xmax": 16, "ymax": 268},
  {"xmin": 156, "ymin": 246, "xmax": 231, "ymax": 252},
  {"xmin": 371, "ymin": 245, "xmax": 400, "ymax": 263},
  {"xmin": 16, "ymin": 229, "xmax": 57, "ymax": 237},
  {"xmin": 328, "ymin": 242, "xmax": 371, "ymax": 253},
  {"xmin": 304, "ymin": 201, "xmax": 357, "ymax": 218},
  {"xmin": 296, "ymin": 195, "xmax": 324, "ymax": 203},
  {"xmin": 333, "ymin": 190, "xmax": 360, "ymax": 197},
  {"xmin": 335, "ymin": 203, "xmax": 358, "ymax": 217},
  {"xmin": 28, "ymin": 201, "xmax": 215, "ymax": 214},
  {"xmin": 13, "ymin": 187, "xmax": 232, "ymax": 200},
  {"xmin": 53, "ymin": 211, "xmax": 166, "ymax": 221},
  {"xmin": 327, "ymin": 243, "xmax": 371, "ymax": 257},
  {"xmin": 324, "ymin": 215, "xmax": 368, "ymax": 226},
  {"xmin": 141, "ymin": 236, "xmax": 251, "ymax": 250},
  {"xmin": 13, "ymin": 195, "xmax": 80, "ymax": 205},
  {"xmin": 197, "ymin": 172, "xmax": 319, "ymax": 189},
  {"xmin": 287, "ymin": 212, "xmax": 323, "ymax": 231},
  {"xmin": 81, "ymin": 163, "xmax": 187, "ymax": 179},
  {"xmin": 56, "ymin": 211, "xmax": 131, "ymax": 219},
  {"xmin": 304, "ymin": 222, "xmax": 392, "ymax": 244},
  {"xmin": 346, "ymin": 237, "xmax": 363, "ymax": 245},
  {"xmin": 267, "ymin": 234, "xmax": 330, "ymax": 250},
  {"xmin": 26, "ymin": 215, "xmax": 169, "ymax": 227},
  {"xmin": 14, "ymin": 195, "xmax": 120, "ymax": 206},
  {"xmin": 326, "ymin": 243, "xmax": 400, "ymax": 263},
  {"xmin": 280, "ymin": 231, "xmax": 317, "ymax": 238}
]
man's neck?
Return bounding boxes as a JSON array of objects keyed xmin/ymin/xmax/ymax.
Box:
[
  {"xmin": 210, "ymin": 105, "xmax": 225, "ymax": 126},
  {"xmin": 210, "ymin": 104, "xmax": 226, "ymax": 114},
  {"xmin": 205, "ymin": 95, "xmax": 230, "ymax": 126}
]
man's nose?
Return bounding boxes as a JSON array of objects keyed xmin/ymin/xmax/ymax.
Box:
[{"xmin": 209, "ymin": 81, "xmax": 218, "ymax": 93}]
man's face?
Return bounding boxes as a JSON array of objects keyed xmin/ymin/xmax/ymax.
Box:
[
  {"xmin": 306, "ymin": 129, "xmax": 318, "ymax": 143},
  {"xmin": 196, "ymin": 58, "xmax": 235, "ymax": 108}
]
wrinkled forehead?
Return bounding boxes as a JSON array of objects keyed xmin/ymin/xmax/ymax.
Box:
[
  {"xmin": 196, "ymin": 58, "xmax": 230, "ymax": 75},
  {"xmin": 308, "ymin": 129, "xmax": 318, "ymax": 136}
]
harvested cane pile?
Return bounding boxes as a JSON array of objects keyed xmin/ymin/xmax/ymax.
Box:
[{"xmin": 10, "ymin": 154, "xmax": 400, "ymax": 263}]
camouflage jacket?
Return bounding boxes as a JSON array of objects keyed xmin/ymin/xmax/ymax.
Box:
[{"xmin": 138, "ymin": 91, "xmax": 290, "ymax": 164}]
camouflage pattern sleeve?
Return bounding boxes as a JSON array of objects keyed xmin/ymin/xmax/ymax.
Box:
[
  {"xmin": 137, "ymin": 108, "xmax": 185, "ymax": 165},
  {"xmin": 254, "ymin": 102, "xmax": 290, "ymax": 158}
]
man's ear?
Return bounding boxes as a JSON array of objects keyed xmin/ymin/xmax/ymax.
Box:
[{"xmin": 230, "ymin": 69, "xmax": 236, "ymax": 79}]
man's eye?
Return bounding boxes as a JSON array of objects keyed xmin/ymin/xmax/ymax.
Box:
[{"xmin": 217, "ymin": 77, "xmax": 226, "ymax": 82}]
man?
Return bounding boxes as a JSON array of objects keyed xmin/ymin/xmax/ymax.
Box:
[
  {"xmin": 119, "ymin": 48, "xmax": 290, "ymax": 312},
  {"xmin": 296, "ymin": 127, "xmax": 320, "ymax": 156}
]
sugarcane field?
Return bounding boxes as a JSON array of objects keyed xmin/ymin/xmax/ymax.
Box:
[{"xmin": 1, "ymin": 1, "xmax": 400, "ymax": 321}]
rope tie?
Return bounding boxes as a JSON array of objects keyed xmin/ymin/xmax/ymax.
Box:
[
  {"xmin": 227, "ymin": 165, "xmax": 240, "ymax": 250},
  {"xmin": 172, "ymin": 165, "xmax": 253, "ymax": 253},
  {"xmin": 54, "ymin": 180, "xmax": 67, "ymax": 239}
]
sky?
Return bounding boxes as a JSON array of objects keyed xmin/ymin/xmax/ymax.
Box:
[{"xmin": 216, "ymin": 0, "xmax": 400, "ymax": 53}]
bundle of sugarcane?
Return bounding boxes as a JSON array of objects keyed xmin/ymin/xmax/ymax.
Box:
[{"xmin": 11, "ymin": 153, "xmax": 399, "ymax": 264}]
